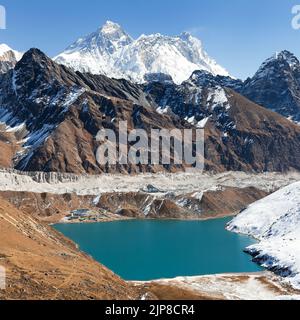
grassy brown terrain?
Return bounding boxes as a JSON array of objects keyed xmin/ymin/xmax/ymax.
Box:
[{"xmin": 0, "ymin": 197, "xmax": 141, "ymax": 300}]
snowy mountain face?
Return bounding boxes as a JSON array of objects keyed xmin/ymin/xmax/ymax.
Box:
[
  {"xmin": 0, "ymin": 44, "xmax": 23, "ymax": 74},
  {"xmin": 54, "ymin": 21, "xmax": 230, "ymax": 84},
  {"xmin": 228, "ymin": 182, "xmax": 300, "ymax": 290},
  {"xmin": 235, "ymin": 51, "xmax": 300, "ymax": 124},
  {"xmin": 54, "ymin": 21, "xmax": 133, "ymax": 78},
  {"xmin": 193, "ymin": 50, "xmax": 300, "ymax": 124}
]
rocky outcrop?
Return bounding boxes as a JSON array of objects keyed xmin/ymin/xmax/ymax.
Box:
[
  {"xmin": 136, "ymin": 273, "xmax": 298, "ymax": 300},
  {"xmin": 97, "ymin": 187, "xmax": 267, "ymax": 219},
  {"xmin": 0, "ymin": 191, "xmax": 95, "ymax": 220}
]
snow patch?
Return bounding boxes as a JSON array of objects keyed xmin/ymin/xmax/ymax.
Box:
[{"xmin": 228, "ymin": 182, "xmax": 300, "ymax": 289}]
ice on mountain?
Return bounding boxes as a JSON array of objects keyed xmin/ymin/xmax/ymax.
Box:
[{"xmin": 54, "ymin": 21, "xmax": 230, "ymax": 84}]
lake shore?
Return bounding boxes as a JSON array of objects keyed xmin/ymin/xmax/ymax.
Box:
[
  {"xmin": 134, "ymin": 272, "xmax": 300, "ymax": 300},
  {"xmin": 1, "ymin": 170, "xmax": 300, "ymax": 300}
]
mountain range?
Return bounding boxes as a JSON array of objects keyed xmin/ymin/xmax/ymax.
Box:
[
  {"xmin": 2, "ymin": 22, "xmax": 300, "ymax": 124},
  {"xmin": 54, "ymin": 21, "xmax": 230, "ymax": 84},
  {"xmin": 0, "ymin": 48, "xmax": 299, "ymax": 174},
  {"xmin": 0, "ymin": 22, "xmax": 300, "ymax": 174}
]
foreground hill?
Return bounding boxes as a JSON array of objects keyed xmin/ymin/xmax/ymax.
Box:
[
  {"xmin": 228, "ymin": 181, "xmax": 300, "ymax": 289},
  {"xmin": 0, "ymin": 197, "xmax": 140, "ymax": 300}
]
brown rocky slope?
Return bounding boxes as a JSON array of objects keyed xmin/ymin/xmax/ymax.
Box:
[{"xmin": 0, "ymin": 197, "xmax": 141, "ymax": 300}]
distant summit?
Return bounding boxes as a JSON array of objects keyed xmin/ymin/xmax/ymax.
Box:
[
  {"xmin": 0, "ymin": 44, "xmax": 23, "ymax": 74},
  {"xmin": 54, "ymin": 21, "xmax": 230, "ymax": 84},
  {"xmin": 239, "ymin": 50, "xmax": 300, "ymax": 123}
]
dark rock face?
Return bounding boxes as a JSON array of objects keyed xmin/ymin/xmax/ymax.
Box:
[
  {"xmin": 0, "ymin": 48, "xmax": 300, "ymax": 174},
  {"xmin": 145, "ymin": 70, "xmax": 300, "ymax": 172},
  {"xmin": 240, "ymin": 51, "xmax": 300, "ymax": 123},
  {"xmin": 218, "ymin": 51, "xmax": 300, "ymax": 124},
  {"xmin": 186, "ymin": 51, "xmax": 300, "ymax": 124}
]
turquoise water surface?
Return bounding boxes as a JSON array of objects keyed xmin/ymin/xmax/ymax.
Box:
[{"xmin": 54, "ymin": 218, "xmax": 262, "ymax": 281}]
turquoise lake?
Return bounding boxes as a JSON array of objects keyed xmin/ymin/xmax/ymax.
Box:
[{"xmin": 54, "ymin": 218, "xmax": 262, "ymax": 281}]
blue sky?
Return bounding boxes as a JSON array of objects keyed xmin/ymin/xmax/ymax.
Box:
[{"xmin": 0, "ymin": 0, "xmax": 299, "ymax": 79}]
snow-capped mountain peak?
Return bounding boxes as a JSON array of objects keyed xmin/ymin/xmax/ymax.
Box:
[
  {"xmin": 239, "ymin": 50, "xmax": 300, "ymax": 123},
  {"xmin": 0, "ymin": 43, "xmax": 13, "ymax": 55},
  {"xmin": 256, "ymin": 50, "xmax": 300, "ymax": 77},
  {"xmin": 63, "ymin": 21, "xmax": 133, "ymax": 54},
  {"xmin": 271, "ymin": 50, "xmax": 299, "ymax": 69},
  {"xmin": 54, "ymin": 22, "xmax": 230, "ymax": 84},
  {"xmin": 0, "ymin": 43, "xmax": 23, "ymax": 60},
  {"xmin": 276, "ymin": 49, "xmax": 298, "ymax": 58},
  {"xmin": 0, "ymin": 43, "xmax": 23, "ymax": 74},
  {"xmin": 100, "ymin": 20, "xmax": 124, "ymax": 35}
]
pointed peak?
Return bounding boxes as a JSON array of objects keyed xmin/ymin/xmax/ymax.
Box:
[
  {"xmin": 22, "ymin": 48, "xmax": 48, "ymax": 59},
  {"xmin": 0, "ymin": 43, "xmax": 13, "ymax": 55},
  {"xmin": 16, "ymin": 48, "xmax": 52, "ymax": 69},
  {"xmin": 187, "ymin": 69, "xmax": 218, "ymax": 86},
  {"xmin": 274, "ymin": 50, "xmax": 296, "ymax": 59},
  {"xmin": 100, "ymin": 20, "xmax": 123, "ymax": 34},
  {"xmin": 270, "ymin": 50, "xmax": 298, "ymax": 64},
  {"xmin": 261, "ymin": 50, "xmax": 299, "ymax": 70},
  {"xmin": 190, "ymin": 69, "xmax": 213, "ymax": 78}
]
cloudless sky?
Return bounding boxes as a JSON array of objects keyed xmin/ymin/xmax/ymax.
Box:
[{"xmin": 0, "ymin": 0, "xmax": 299, "ymax": 79}]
